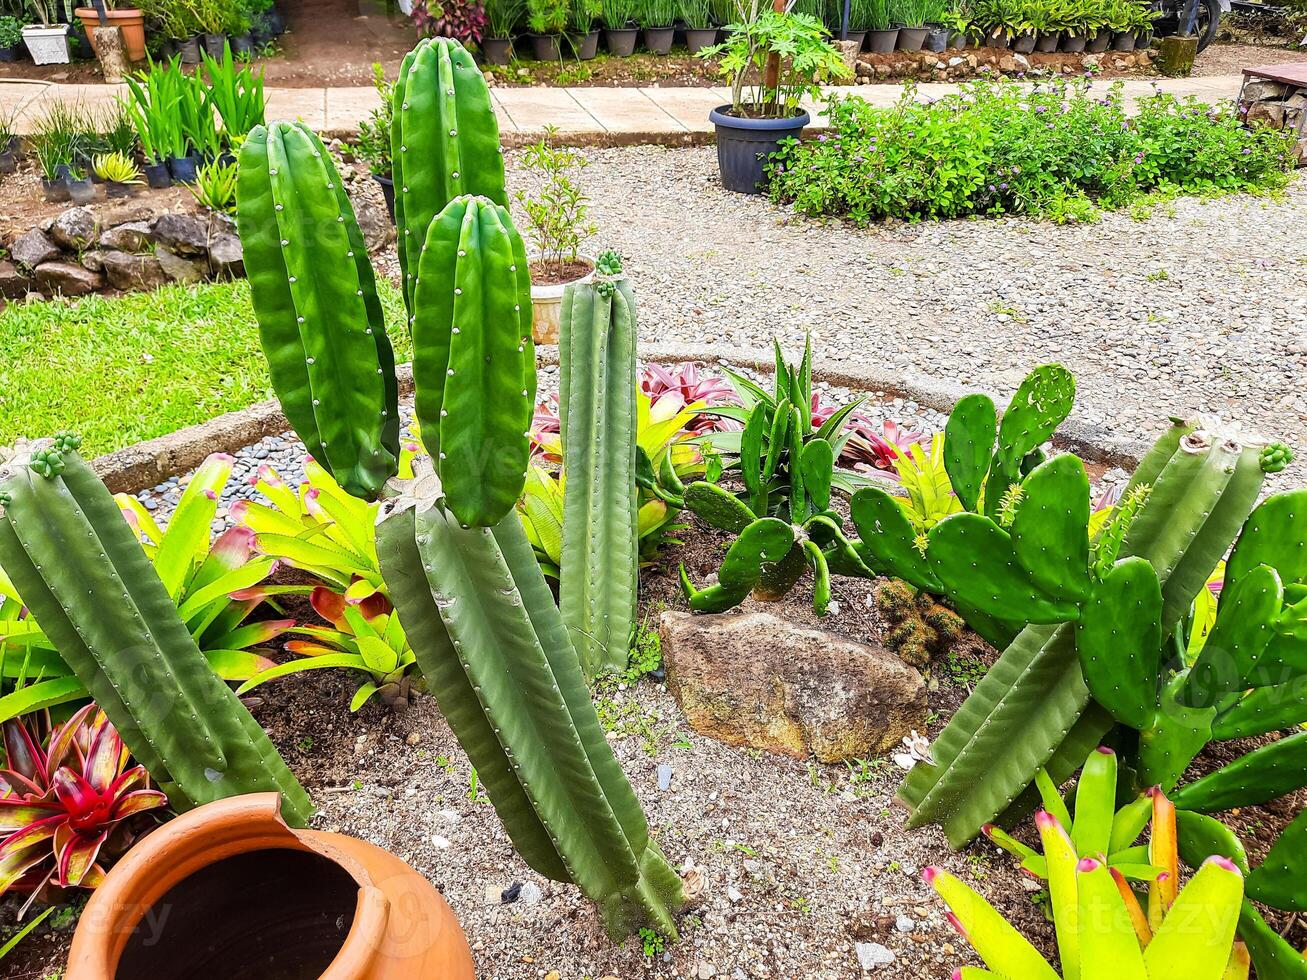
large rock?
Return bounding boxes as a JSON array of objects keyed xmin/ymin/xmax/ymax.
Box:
[
  {"xmin": 207, "ymin": 233, "xmax": 244, "ymax": 278},
  {"xmin": 0, "ymin": 260, "xmax": 29, "ymax": 299},
  {"xmin": 661, "ymin": 611, "xmax": 926, "ymax": 764},
  {"xmin": 9, "ymin": 228, "xmax": 61, "ymax": 269},
  {"xmin": 99, "ymin": 220, "xmax": 154, "ymax": 253},
  {"xmin": 155, "ymin": 247, "xmax": 205, "ymax": 284},
  {"xmin": 100, "ymin": 250, "xmax": 169, "ymax": 291},
  {"xmin": 49, "ymin": 207, "xmax": 100, "ymax": 251},
  {"xmin": 151, "ymin": 212, "xmax": 210, "ymax": 255},
  {"xmin": 34, "ymin": 261, "xmax": 103, "ymax": 297}
]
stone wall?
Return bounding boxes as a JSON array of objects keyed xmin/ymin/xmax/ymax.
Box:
[
  {"xmin": 1240, "ymin": 77, "xmax": 1307, "ymax": 166},
  {"xmin": 0, "ymin": 204, "xmax": 243, "ymax": 302},
  {"xmin": 852, "ymin": 49, "xmax": 1153, "ymax": 84}
]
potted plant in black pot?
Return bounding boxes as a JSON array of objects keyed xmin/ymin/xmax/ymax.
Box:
[
  {"xmin": 526, "ymin": 0, "xmax": 568, "ymax": 57},
  {"xmin": 863, "ymin": 0, "xmax": 898, "ymax": 51},
  {"xmin": 356, "ymin": 62, "xmax": 395, "ymax": 221},
  {"xmin": 890, "ymin": 0, "xmax": 929, "ymax": 50},
  {"xmin": 483, "ymin": 0, "xmax": 523, "ymax": 62},
  {"xmin": 681, "ymin": 0, "xmax": 718, "ymax": 52},
  {"xmin": 697, "ymin": 0, "xmax": 851, "ymax": 194},
  {"xmin": 600, "ymin": 0, "xmax": 637, "ymax": 51},
  {"xmin": 0, "ymin": 14, "xmax": 26, "ymax": 61},
  {"xmin": 95, "ymin": 151, "xmax": 143, "ymax": 197},
  {"xmin": 568, "ymin": 0, "xmax": 601, "ymax": 57},
  {"xmin": 35, "ymin": 141, "xmax": 71, "ymax": 202},
  {"xmin": 639, "ymin": 0, "xmax": 676, "ymax": 52}
]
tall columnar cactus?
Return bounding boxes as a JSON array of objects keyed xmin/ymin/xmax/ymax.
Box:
[
  {"xmin": 411, "ymin": 195, "xmax": 535, "ymax": 527},
  {"xmin": 0, "ymin": 438, "xmax": 313, "ymax": 825},
  {"xmin": 392, "ymin": 36, "xmax": 507, "ymax": 314},
  {"xmin": 376, "ymin": 464, "xmax": 684, "ymax": 939},
  {"xmin": 557, "ymin": 253, "xmax": 638, "ymax": 677},
  {"xmin": 900, "ymin": 418, "xmax": 1276, "ymax": 848},
  {"xmin": 238, "ymin": 120, "xmax": 400, "ymax": 502}
]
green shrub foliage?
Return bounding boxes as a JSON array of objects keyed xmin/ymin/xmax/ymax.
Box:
[{"xmin": 769, "ymin": 79, "xmax": 1294, "ymax": 224}]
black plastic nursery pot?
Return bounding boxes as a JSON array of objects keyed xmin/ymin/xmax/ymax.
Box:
[
  {"xmin": 42, "ymin": 176, "xmax": 70, "ymax": 203},
  {"xmin": 897, "ymin": 26, "xmax": 928, "ymax": 50},
  {"xmin": 986, "ymin": 28, "xmax": 1010, "ymax": 47},
  {"xmin": 1112, "ymin": 30, "xmax": 1136, "ymax": 50},
  {"xmin": 1061, "ymin": 31, "xmax": 1088, "ymax": 52},
  {"xmin": 571, "ymin": 29, "xmax": 600, "ymax": 59},
  {"xmin": 0, "ymin": 43, "xmax": 21, "ymax": 61},
  {"xmin": 0, "ymin": 152, "xmax": 16, "ymax": 175},
  {"xmin": 685, "ymin": 27, "xmax": 718, "ymax": 53},
  {"xmin": 232, "ymin": 32, "xmax": 255, "ymax": 56},
  {"xmin": 528, "ymin": 32, "xmax": 561, "ymax": 59},
  {"xmin": 1087, "ymin": 29, "xmax": 1111, "ymax": 51},
  {"xmin": 709, "ymin": 105, "xmax": 809, "ymax": 195},
  {"xmin": 168, "ymin": 155, "xmax": 199, "ymax": 183},
  {"xmin": 178, "ymin": 35, "xmax": 201, "ymax": 63},
  {"xmin": 923, "ymin": 26, "xmax": 949, "ymax": 51},
  {"xmin": 143, "ymin": 161, "xmax": 171, "ymax": 188},
  {"xmin": 373, "ymin": 173, "xmax": 396, "ymax": 223},
  {"xmin": 1013, "ymin": 31, "xmax": 1038, "ymax": 51},
  {"xmin": 68, "ymin": 177, "xmax": 95, "ymax": 205},
  {"xmin": 866, "ymin": 27, "xmax": 898, "ymax": 52},
  {"xmin": 106, "ymin": 180, "xmax": 135, "ymax": 199},
  {"xmin": 1034, "ymin": 31, "xmax": 1059, "ymax": 51},
  {"xmin": 642, "ymin": 26, "xmax": 674, "ymax": 54},
  {"xmin": 202, "ymin": 32, "xmax": 226, "ymax": 58},
  {"xmin": 482, "ymin": 36, "xmax": 512, "ymax": 64},
  {"xmin": 1135, "ymin": 28, "xmax": 1153, "ymax": 47},
  {"xmin": 604, "ymin": 27, "xmax": 638, "ymax": 55},
  {"xmin": 840, "ymin": 29, "xmax": 867, "ymax": 48}
]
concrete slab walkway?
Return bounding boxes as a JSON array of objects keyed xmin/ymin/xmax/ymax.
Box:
[{"xmin": 0, "ymin": 74, "xmax": 1244, "ymax": 145}]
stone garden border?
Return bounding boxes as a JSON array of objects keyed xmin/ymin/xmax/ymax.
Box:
[{"xmin": 90, "ymin": 345, "xmax": 1149, "ymax": 493}]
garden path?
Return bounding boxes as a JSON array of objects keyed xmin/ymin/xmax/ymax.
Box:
[{"xmin": 0, "ymin": 73, "xmax": 1245, "ymax": 141}]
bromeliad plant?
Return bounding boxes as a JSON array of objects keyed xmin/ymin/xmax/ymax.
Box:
[
  {"xmin": 238, "ymin": 36, "xmax": 684, "ymax": 940},
  {"xmin": 927, "ymin": 790, "xmax": 1251, "ymax": 980},
  {"xmin": 1177, "ymin": 809, "xmax": 1307, "ymax": 979},
  {"xmin": 0, "ymin": 704, "xmax": 168, "ymax": 907},
  {"xmin": 237, "ymin": 587, "xmax": 422, "ymax": 712}
]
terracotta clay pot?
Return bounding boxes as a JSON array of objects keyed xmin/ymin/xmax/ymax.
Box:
[
  {"xmin": 65, "ymin": 793, "xmax": 476, "ymax": 980},
  {"xmin": 74, "ymin": 7, "xmax": 147, "ymax": 61}
]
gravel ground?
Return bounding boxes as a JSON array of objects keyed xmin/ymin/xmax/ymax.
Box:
[{"xmin": 495, "ymin": 146, "xmax": 1307, "ymax": 461}]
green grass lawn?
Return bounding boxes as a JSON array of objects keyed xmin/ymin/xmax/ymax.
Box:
[{"xmin": 0, "ymin": 280, "xmax": 411, "ymax": 458}]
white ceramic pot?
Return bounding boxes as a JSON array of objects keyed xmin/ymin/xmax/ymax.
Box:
[
  {"xmin": 22, "ymin": 24, "xmax": 71, "ymax": 65},
  {"xmin": 529, "ymin": 252, "xmax": 595, "ymax": 345}
]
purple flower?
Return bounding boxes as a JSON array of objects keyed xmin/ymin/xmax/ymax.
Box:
[
  {"xmin": 988, "ymin": 183, "xmax": 996, "ymax": 191},
  {"xmin": 999, "ymin": 182, "xmax": 1008, "ymax": 190},
  {"xmin": 1242, "ymin": 147, "xmax": 1252, "ymax": 155},
  {"xmin": 1036, "ymin": 105, "xmax": 1048, "ymax": 114}
]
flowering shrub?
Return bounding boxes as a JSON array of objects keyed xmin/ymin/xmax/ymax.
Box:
[
  {"xmin": 769, "ymin": 79, "xmax": 1295, "ymax": 224},
  {"xmin": 411, "ymin": 0, "xmax": 488, "ymax": 45}
]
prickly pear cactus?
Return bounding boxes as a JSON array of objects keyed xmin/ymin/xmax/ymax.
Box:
[
  {"xmin": 0, "ymin": 437, "xmax": 313, "ymax": 824},
  {"xmin": 411, "ymin": 195, "xmax": 535, "ymax": 527},
  {"xmin": 392, "ymin": 37, "xmax": 508, "ymax": 313},
  {"xmin": 237, "ymin": 121, "xmax": 400, "ymax": 501}
]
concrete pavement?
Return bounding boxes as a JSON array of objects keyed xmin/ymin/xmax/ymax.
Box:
[{"xmin": 0, "ymin": 74, "xmax": 1246, "ymax": 145}]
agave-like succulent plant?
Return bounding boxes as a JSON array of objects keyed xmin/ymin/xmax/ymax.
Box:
[{"xmin": 0, "ymin": 704, "xmax": 167, "ymax": 909}]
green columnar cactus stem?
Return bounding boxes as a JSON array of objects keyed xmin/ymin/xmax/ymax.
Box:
[
  {"xmin": 392, "ymin": 37, "xmax": 507, "ymax": 314},
  {"xmin": 900, "ymin": 419, "xmax": 1270, "ymax": 847},
  {"xmin": 237, "ymin": 121, "xmax": 400, "ymax": 501},
  {"xmin": 411, "ymin": 195, "xmax": 534, "ymax": 527},
  {"xmin": 376, "ymin": 469, "xmax": 684, "ymax": 939},
  {"xmin": 557, "ymin": 261, "xmax": 638, "ymax": 677},
  {"xmin": 0, "ymin": 442, "xmax": 312, "ymax": 824},
  {"xmin": 1171, "ymin": 730, "xmax": 1307, "ymax": 812}
]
